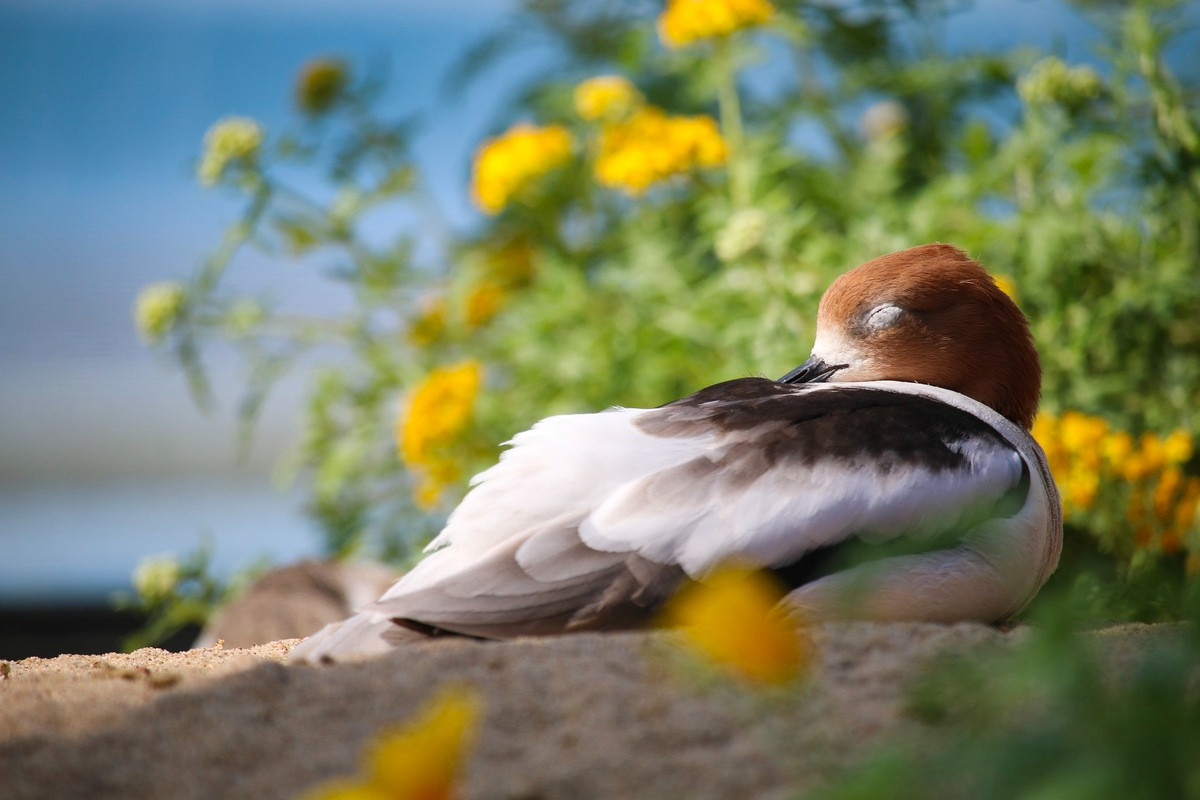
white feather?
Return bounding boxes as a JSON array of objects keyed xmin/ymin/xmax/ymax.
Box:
[{"xmin": 290, "ymin": 380, "xmax": 1061, "ymax": 663}]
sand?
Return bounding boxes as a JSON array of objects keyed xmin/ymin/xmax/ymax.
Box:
[{"xmin": 0, "ymin": 623, "xmax": 1166, "ymax": 799}]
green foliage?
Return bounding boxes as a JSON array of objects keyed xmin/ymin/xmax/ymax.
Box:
[
  {"xmin": 139, "ymin": 0, "xmax": 1200, "ymax": 615},
  {"xmin": 114, "ymin": 541, "xmax": 266, "ymax": 650}
]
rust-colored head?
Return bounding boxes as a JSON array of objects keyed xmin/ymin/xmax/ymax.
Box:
[{"xmin": 788, "ymin": 243, "xmax": 1041, "ymax": 429}]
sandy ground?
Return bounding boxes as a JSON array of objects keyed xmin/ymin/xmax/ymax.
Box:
[{"xmin": 0, "ymin": 622, "xmax": 1165, "ymax": 800}]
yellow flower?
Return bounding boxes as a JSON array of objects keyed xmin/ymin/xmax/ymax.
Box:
[
  {"xmin": 303, "ymin": 687, "xmax": 481, "ymax": 800},
  {"xmin": 990, "ymin": 274, "xmax": 1017, "ymax": 301},
  {"xmin": 397, "ymin": 362, "xmax": 483, "ymax": 508},
  {"xmin": 197, "ymin": 116, "xmax": 263, "ymax": 186},
  {"xmin": 1065, "ymin": 471, "xmax": 1100, "ymax": 513},
  {"xmin": 660, "ymin": 562, "xmax": 809, "ymax": 685},
  {"xmin": 465, "ymin": 281, "xmax": 507, "ymax": 328},
  {"xmin": 1031, "ymin": 412, "xmax": 1056, "ymax": 449},
  {"xmin": 657, "ymin": 0, "xmax": 775, "ymax": 48},
  {"xmin": 1175, "ymin": 477, "xmax": 1200, "ymax": 530},
  {"xmin": 399, "ymin": 361, "xmax": 482, "ymax": 465},
  {"xmin": 574, "ymin": 76, "xmax": 642, "ymax": 121},
  {"xmin": 1121, "ymin": 452, "xmax": 1152, "ymax": 483},
  {"xmin": 1139, "ymin": 433, "xmax": 1167, "ymax": 474},
  {"xmin": 1153, "ymin": 466, "xmax": 1183, "ymax": 522},
  {"xmin": 595, "ymin": 107, "xmax": 727, "ymax": 195},
  {"xmin": 296, "ymin": 57, "xmax": 349, "ymax": 115},
  {"xmin": 1059, "ymin": 410, "xmax": 1108, "ymax": 453},
  {"xmin": 1103, "ymin": 431, "xmax": 1134, "ymax": 467},
  {"xmin": 1163, "ymin": 429, "xmax": 1194, "ymax": 464},
  {"xmin": 470, "ymin": 124, "xmax": 572, "ymax": 214},
  {"xmin": 134, "ymin": 282, "xmax": 185, "ymax": 343}
]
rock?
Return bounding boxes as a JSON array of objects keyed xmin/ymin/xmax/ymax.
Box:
[{"xmin": 193, "ymin": 559, "xmax": 400, "ymax": 649}]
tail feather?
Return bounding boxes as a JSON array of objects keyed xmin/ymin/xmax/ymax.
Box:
[{"xmin": 288, "ymin": 612, "xmax": 421, "ymax": 664}]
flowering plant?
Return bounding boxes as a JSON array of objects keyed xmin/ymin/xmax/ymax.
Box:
[{"xmin": 138, "ymin": 1, "xmax": 1200, "ymax": 619}]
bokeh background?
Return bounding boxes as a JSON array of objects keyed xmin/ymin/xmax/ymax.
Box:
[
  {"xmin": 1, "ymin": 0, "xmax": 527, "ymax": 605},
  {"xmin": 2, "ymin": 0, "xmax": 1197, "ymax": 657}
]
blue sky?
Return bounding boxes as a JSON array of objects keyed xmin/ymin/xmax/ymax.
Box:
[{"xmin": 0, "ymin": 0, "xmax": 526, "ymax": 364}]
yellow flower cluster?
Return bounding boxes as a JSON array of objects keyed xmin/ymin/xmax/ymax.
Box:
[
  {"xmin": 660, "ymin": 562, "xmax": 810, "ymax": 685},
  {"xmin": 470, "ymin": 123, "xmax": 573, "ymax": 214},
  {"xmin": 595, "ymin": 107, "xmax": 728, "ymax": 195},
  {"xmin": 658, "ymin": 0, "xmax": 775, "ymax": 48},
  {"xmin": 303, "ymin": 688, "xmax": 481, "ymax": 800},
  {"xmin": 397, "ymin": 361, "xmax": 483, "ymax": 508},
  {"xmin": 197, "ymin": 116, "xmax": 263, "ymax": 186},
  {"xmin": 134, "ymin": 281, "xmax": 185, "ymax": 343},
  {"xmin": 574, "ymin": 76, "xmax": 641, "ymax": 121},
  {"xmin": 1034, "ymin": 411, "xmax": 1198, "ymax": 554}
]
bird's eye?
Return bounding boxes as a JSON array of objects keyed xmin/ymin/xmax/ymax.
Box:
[{"xmin": 865, "ymin": 304, "xmax": 904, "ymax": 332}]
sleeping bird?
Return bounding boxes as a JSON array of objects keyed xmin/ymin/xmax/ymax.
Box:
[{"xmin": 290, "ymin": 242, "xmax": 1062, "ymax": 663}]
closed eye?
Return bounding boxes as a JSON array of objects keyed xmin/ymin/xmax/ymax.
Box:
[{"xmin": 865, "ymin": 304, "xmax": 904, "ymax": 331}]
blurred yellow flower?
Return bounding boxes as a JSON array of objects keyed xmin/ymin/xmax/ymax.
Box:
[
  {"xmin": 1034, "ymin": 410, "xmax": 1199, "ymax": 558},
  {"xmin": 574, "ymin": 76, "xmax": 642, "ymax": 121},
  {"xmin": 1059, "ymin": 410, "xmax": 1108, "ymax": 454},
  {"xmin": 465, "ymin": 281, "xmax": 508, "ymax": 328},
  {"xmin": 1121, "ymin": 452, "xmax": 1152, "ymax": 483},
  {"xmin": 595, "ymin": 107, "xmax": 727, "ymax": 195},
  {"xmin": 990, "ymin": 274, "xmax": 1017, "ymax": 301},
  {"xmin": 197, "ymin": 116, "xmax": 263, "ymax": 186},
  {"xmin": 657, "ymin": 0, "xmax": 775, "ymax": 48},
  {"xmin": 304, "ymin": 687, "xmax": 481, "ymax": 800},
  {"xmin": 1139, "ymin": 433, "xmax": 1167, "ymax": 473},
  {"xmin": 1064, "ymin": 471, "xmax": 1100, "ymax": 512},
  {"xmin": 1103, "ymin": 431, "xmax": 1134, "ymax": 466},
  {"xmin": 1163, "ymin": 429, "xmax": 1194, "ymax": 464},
  {"xmin": 296, "ymin": 57, "xmax": 349, "ymax": 115},
  {"xmin": 660, "ymin": 562, "xmax": 809, "ymax": 685},
  {"xmin": 134, "ymin": 281, "xmax": 185, "ymax": 343},
  {"xmin": 397, "ymin": 361, "xmax": 483, "ymax": 508},
  {"xmin": 1154, "ymin": 466, "xmax": 1182, "ymax": 521},
  {"xmin": 470, "ymin": 123, "xmax": 573, "ymax": 214}
]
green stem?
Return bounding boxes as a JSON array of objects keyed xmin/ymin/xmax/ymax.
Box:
[
  {"xmin": 196, "ymin": 182, "xmax": 270, "ymax": 295},
  {"xmin": 715, "ymin": 38, "xmax": 750, "ymax": 208}
]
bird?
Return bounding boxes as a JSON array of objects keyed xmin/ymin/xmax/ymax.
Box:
[{"xmin": 290, "ymin": 242, "xmax": 1062, "ymax": 663}]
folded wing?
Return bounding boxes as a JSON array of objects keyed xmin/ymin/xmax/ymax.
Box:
[{"xmin": 293, "ymin": 379, "xmax": 1032, "ymax": 658}]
